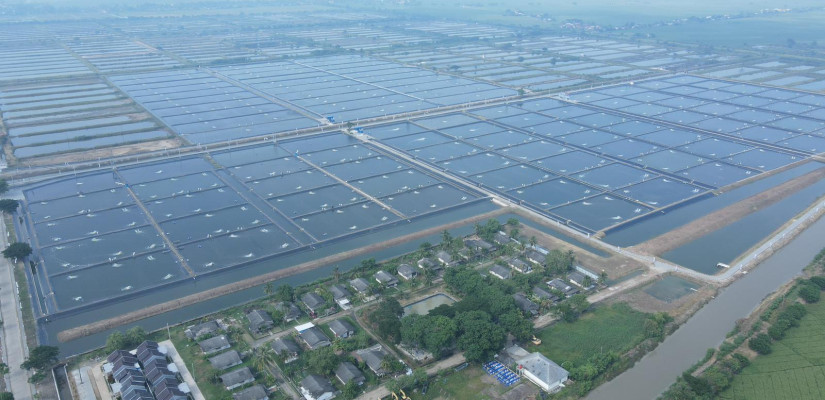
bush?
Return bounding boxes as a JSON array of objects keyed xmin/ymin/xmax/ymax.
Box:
[
  {"xmin": 732, "ymin": 353, "xmax": 750, "ymax": 368},
  {"xmin": 748, "ymin": 333, "xmax": 773, "ymax": 355},
  {"xmin": 809, "ymin": 276, "xmax": 825, "ymax": 289},
  {"xmin": 767, "ymin": 319, "xmax": 791, "ymax": 340},
  {"xmin": 799, "ymin": 285, "xmax": 821, "ymax": 303}
]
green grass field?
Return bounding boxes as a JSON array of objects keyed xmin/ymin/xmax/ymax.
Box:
[
  {"xmin": 418, "ymin": 366, "xmax": 509, "ymax": 400},
  {"xmin": 720, "ymin": 299, "xmax": 825, "ymax": 400},
  {"xmin": 527, "ymin": 302, "xmax": 648, "ymax": 366}
]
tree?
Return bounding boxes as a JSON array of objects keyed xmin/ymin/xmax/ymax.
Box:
[
  {"xmin": 0, "ymin": 363, "xmax": 9, "ymax": 376},
  {"xmin": 799, "ymin": 284, "xmax": 820, "ymax": 303},
  {"xmin": 106, "ymin": 331, "xmax": 127, "ymax": 353},
  {"xmin": 455, "ymin": 311, "xmax": 505, "ymax": 362},
  {"xmin": 599, "ymin": 270, "xmax": 608, "ymax": 285},
  {"xmin": 372, "ymin": 298, "xmax": 404, "ymax": 343},
  {"xmin": 441, "ymin": 230, "xmax": 452, "ymax": 249},
  {"xmin": 748, "ymin": 333, "xmax": 773, "ymax": 355},
  {"xmin": 275, "ymin": 284, "xmax": 294, "ymax": 302},
  {"xmin": 0, "ymin": 200, "xmax": 18, "ymax": 214},
  {"xmin": 506, "ymin": 218, "xmax": 519, "ymax": 227},
  {"xmin": 2, "ymin": 242, "xmax": 32, "ymax": 260},
  {"xmin": 341, "ymin": 380, "xmax": 361, "ymax": 399},
  {"xmin": 21, "ymin": 346, "xmax": 59, "ymax": 372},
  {"xmin": 0, "ymin": 392, "xmax": 12, "ymax": 400},
  {"xmin": 529, "ymin": 236, "xmax": 537, "ymax": 249},
  {"xmin": 251, "ymin": 345, "xmax": 276, "ymax": 373},
  {"xmin": 809, "ymin": 276, "xmax": 825, "ymax": 289},
  {"xmin": 306, "ymin": 347, "xmax": 338, "ymax": 375},
  {"xmin": 0, "ymin": 180, "xmax": 7, "ymax": 196},
  {"xmin": 380, "ymin": 354, "xmax": 406, "ymax": 374},
  {"xmin": 125, "ymin": 326, "xmax": 146, "ymax": 347},
  {"xmin": 263, "ymin": 282, "xmax": 274, "ymax": 297}
]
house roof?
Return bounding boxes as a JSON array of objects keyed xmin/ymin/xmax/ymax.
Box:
[
  {"xmin": 184, "ymin": 320, "xmax": 220, "ymax": 340},
  {"xmin": 219, "ymin": 367, "xmax": 253, "ymax": 388},
  {"xmin": 275, "ymin": 302, "xmax": 303, "ymax": 321},
  {"xmin": 375, "ymin": 270, "xmax": 398, "ymax": 285},
  {"xmin": 436, "ymin": 250, "xmax": 452, "ymax": 263},
  {"xmin": 198, "ymin": 335, "xmax": 230, "ymax": 354},
  {"xmin": 301, "ymin": 292, "xmax": 326, "ymax": 310},
  {"xmin": 246, "ymin": 309, "xmax": 274, "ymax": 331},
  {"xmin": 301, "ymin": 374, "xmax": 335, "ymax": 397},
  {"xmin": 532, "ymin": 286, "xmax": 558, "ymax": 301},
  {"xmin": 232, "ymin": 384, "xmax": 268, "ymax": 400},
  {"xmin": 300, "ymin": 326, "xmax": 331, "ymax": 349},
  {"xmin": 271, "ymin": 337, "xmax": 301, "ymax": 355},
  {"xmin": 513, "ymin": 293, "xmax": 539, "ymax": 315},
  {"xmin": 417, "ymin": 257, "xmax": 435, "ymax": 269},
  {"xmin": 526, "ymin": 250, "xmax": 545, "ymax": 263},
  {"xmin": 547, "ymin": 278, "xmax": 578, "ymax": 295},
  {"xmin": 357, "ymin": 346, "xmax": 388, "ymax": 374},
  {"xmin": 490, "ymin": 264, "xmax": 512, "ymax": 279},
  {"xmin": 208, "ymin": 351, "xmax": 242, "ymax": 371},
  {"xmin": 568, "ymin": 271, "xmax": 594, "ymax": 288},
  {"xmin": 328, "ymin": 319, "xmax": 355, "ymax": 337},
  {"xmin": 397, "ymin": 264, "xmax": 417, "ymax": 279},
  {"xmin": 509, "ymin": 258, "xmax": 530, "ymax": 271},
  {"xmin": 329, "ymin": 284, "xmax": 351, "ymax": 300},
  {"xmin": 349, "ymin": 278, "xmax": 371, "ymax": 293},
  {"xmin": 335, "ymin": 362, "xmax": 366, "ymax": 385},
  {"xmin": 517, "ymin": 352, "xmax": 569, "ymax": 388}
]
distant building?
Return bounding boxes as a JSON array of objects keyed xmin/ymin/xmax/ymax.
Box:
[
  {"xmin": 275, "ymin": 301, "xmax": 303, "ymax": 322},
  {"xmin": 532, "ymin": 286, "xmax": 559, "ymax": 303},
  {"xmin": 328, "ymin": 319, "xmax": 356, "ymax": 339},
  {"xmin": 417, "ymin": 257, "xmax": 437, "ymax": 270},
  {"xmin": 568, "ymin": 271, "xmax": 595, "ymax": 290},
  {"xmin": 508, "ymin": 258, "xmax": 532, "ymax": 274},
  {"xmin": 271, "ymin": 337, "xmax": 301, "ymax": 363},
  {"xmin": 209, "ymin": 351, "xmax": 242, "ymax": 371},
  {"xmin": 513, "ymin": 293, "xmax": 540, "ymax": 317},
  {"xmin": 525, "ymin": 250, "xmax": 546, "ymax": 266},
  {"xmin": 301, "ymin": 292, "xmax": 327, "ymax": 314},
  {"xmin": 397, "ymin": 264, "xmax": 418, "ymax": 281},
  {"xmin": 547, "ymin": 278, "xmax": 579, "ymax": 297},
  {"xmin": 489, "ymin": 264, "xmax": 512, "ymax": 280},
  {"xmin": 517, "ymin": 352, "xmax": 569, "ymax": 392},
  {"xmin": 198, "ymin": 336, "xmax": 230, "ymax": 355},
  {"xmin": 436, "ymin": 250, "xmax": 453, "ymax": 267},
  {"xmin": 374, "ymin": 270, "xmax": 399, "ymax": 287},
  {"xmin": 349, "ymin": 278, "xmax": 371, "ymax": 295},
  {"xmin": 233, "ymin": 384, "xmax": 268, "ymax": 400},
  {"xmin": 494, "ymin": 232, "xmax": 511, "ymax": 246},
  {"xmin": 465, "ymin": 238, "xmax": 495, "ymax": 252},
  {"xmin": 356, "ymin": 345, "xmax": 389, "ymax": 376},
  {"xmin": 246, "ymin": 309, "xmax": 275, "ymax": 333},
  {"xmin": 300, "ymin": 326, "xmax": 331, "ymax": 349},
  {"xmin": 184, "ymin": 320, "xmax": 221, "ymax": 340},
  {"xmin": 300, "ymin": 374, "xmax": 336, "ymax": 400},
  {"xmin": 335, "ymin": 362, "xmax": 366, "ymax": 386},
  {"xmin": 329, "ymin": 284, "xmax": 351, "ymax": 301},
  {"xmin": 220, "ymin": 367, "xmax": 254, "ymax": 391}
]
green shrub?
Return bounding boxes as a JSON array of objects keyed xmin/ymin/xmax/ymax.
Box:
[
  {"xmin": 799, "ymin": 285, "xmax": 820, "ymax": 303},
  {"xmin": 748, "ymin": 333, "xmax": 773, "ymax": 355}
]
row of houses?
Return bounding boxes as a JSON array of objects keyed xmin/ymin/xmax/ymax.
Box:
[
  {"xmin": 103, "ymin": 341, "xmax": 190, "ymax": 400},
  {"xmin": 298, "ymin": 345, "xmax": 393, "ymax": 400},
  {"xmin": 191, "ymin": 329, "xmax": 267, "ymax": 400}
]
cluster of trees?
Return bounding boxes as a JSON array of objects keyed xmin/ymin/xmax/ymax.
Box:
[
  {"xmin": 664, "ymin": 353, "xmax": 750, "ymax": 399},
  {"xmin": 105, "ymin": 326, "xmax": 148, "ymax": 353},
  {"xmin": 369, "ymin": 298, "xmax": 405, "ymax": 344},
  {"xmin": 20, "ymin": 345, "xmax": 59, "ymax": 383},
  {"xmin": 569, "ymin": 352, "xmax": 619, "ymax": 395},
  {"xmin": 2, "ymin": 242, "xmax": 31, "ymax": 260},
  {"xmin": 643, "ymin": 312, "xmax": 674, "ymax": 340},
  {"xmin": 554, "ymin": 293, "xmax": 590, "ymax": 322},
  {"xmin": 474, "ymin": 219, "xmax": 503, "ymax": 242}
]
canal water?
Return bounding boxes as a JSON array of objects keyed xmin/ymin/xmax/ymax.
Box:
[{"xmin": 587, "ymin": 210, "xmax": 825, "ymax": 400}]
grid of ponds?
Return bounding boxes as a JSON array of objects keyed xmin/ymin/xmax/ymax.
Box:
[
  {"xmin": 213, "ymin": 55, "xmax": 518, "ymax": 121},
  {"xmin": 571, "ymin": 75, "xmax": 825, "ymax": 155},
  {"xmin": 699, "ymin": 60, "xmax": 825, "ymax": 92},
  {"xmin": 108, "ymin": 69, "xmax": 322, "ymax": 145},
  {"xmin": 22, "ymin": 132, "xmax": 481, "ymax": 312},
  {"xmin": 64, "ymin": 38, "xmax": 184, "ymax": 73},
  {"xmin": 401, "ymin": 21, "xmax": 516, "ymax": 39},
  {"xmin": 0, "ymin": 43, "xmax": 92, "ymax": 82},
  {"xmin": 280, "ymin": 27, "xmax": 432, "ymax": 51},
  {"xmin": 367, "ymin": 80, "xmax": 821, "ymax": 232},
  {"xmin": 0, "ymin": 78, "xmax": 171, "ymax": 159}
]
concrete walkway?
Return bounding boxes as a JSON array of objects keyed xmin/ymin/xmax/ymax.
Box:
[
  {"xmin": 160, "ymin": 340, "xmax": 205, "ymax": 400},
  {"xmin": 0, "ymin": 219, "xmax": 34, "ymax": 400}
]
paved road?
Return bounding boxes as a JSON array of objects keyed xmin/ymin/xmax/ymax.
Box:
[{"xmin": 0, "ymin": 219, "xmax": 34, "ymax": 400}]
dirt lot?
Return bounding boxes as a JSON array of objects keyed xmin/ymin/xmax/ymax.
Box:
[
  {"xmin": 632, "ymin": 166, "xmax": 825, "ymax": 257},
  {"xmin": 10, "ymin": 137, "xmax": 184, "ymax": 167},
  {"xmin": 607, "ymin": 275, "xmax": 716, "ymax": 317}
]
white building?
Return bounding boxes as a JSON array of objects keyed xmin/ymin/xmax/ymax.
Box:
[{"xmin": 517, "ymin": 352, "xmax": 569, "ymax": 393}]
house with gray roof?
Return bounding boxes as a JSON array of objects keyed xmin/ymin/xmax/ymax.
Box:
[
  {"xmin": 300, "ymin": 326, "xmax": 331, "ymax": 349},
  {"xmin": 568, "ymin": 271, "xmax": 595, "ymax": 290},
  {"xmin": 465, "ymin": 238, "xmax": 495, "ymax": 252},
  {"xmin": 526, "ymin": 250, "xmax": 546, "ymax": 266},
  {"xmin": 489, "ymin": 264, "xmax": 512, "ymax": 280},
  {"xmin": 374, "ymin": 270, "xmax": 398, "ymax": 288},
  {"xmin": 232, "ymin": 384, "xmax": 268, "ymax": 400},
  {"xmin": 335, "ymin": 362, "xmax": 366, "ymax": 386},
  {"xmin": 349, "ymin": 278, "xmax": 371, "ymax": 295},
  {"xmin": 246, "ymin": 309, "xmax": 274, "ymax": 333},
  {"xmin": 397, "ymin": 264, "xmax": 418, "ymax": 281},
  {"xmin": 220, "ymin": 367, "xmax": 254, "ymax": 391},
  {"xmin": 328, "ymin": 319, "xmax": 355, "ymax": 339},
  {"xmin": 275, "ymin": 302, "xmax": 303, "ymax": 322},
  {"xmin": 300, "ymin": 374, "xmax": 336, "ymax": 400},
  {"xmin": 436, "ymin": 250, "xmax": 453, "ymax": 267},
  {"xmin": 513, "ymin": 293, "xmax": 540, "ymax": 317},
  {"xmin": 301, "ymin": 292, "xmax": 327, "ymax": 314},
  {"xmin": 494, "ymin": 231, "xmax": 511, "ymax": 246},
  {"xmin": 508, "ymin": 258, "xmax": 532, "ymax": 274},
  {"xmin": 547, "ymin": 278, "xmax": 579, "ymax": 297},
  {"xmin": 532, "ymin": 286, "xmax": 559, "ymax": 303},
  {"xmin": 516, "ymin": 352, "xmax": 569, "ymax": 392},
  {"xmin": 209, "ymin": 350, "xmax": 242, "ymax": 371},
  {"xmin": 198, "ymin": 335, "xmax": 230, "ymax": 355},
  {"xmin": 329, "ymin": 284, "xmax": 351, "ymax": 301},
  {"xmin": 271, "ymin": 337, "xmax": 301, "ymax": 363},
  {"xmin": 417, "ymin": 257, "xmax": 436, "ymax": 270},
  {"xmin": 184, "ymin": 320, "xmax": 221, "ymax": 340},
  {"xmin": 356, "ymin": 346, "xmax": 389, "ymax": 376}
]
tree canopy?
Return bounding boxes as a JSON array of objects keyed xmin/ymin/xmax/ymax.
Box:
[
  {"xmin": 21, "ymin": 346, "xmax": 59, "ymax": 372},
  {"xmin": 0, "ymin": 199, "xmax": 18, "ymax": 214},
  {"xmin": 2, "ymin": 242, "xmax": 32, "ymax": 260}
]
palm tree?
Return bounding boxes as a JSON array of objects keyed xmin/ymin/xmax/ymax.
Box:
[
  {"xmin": 529, "ymin": 236, "xmax": 537, "ymax": 249},
  {"xmin": 264, "ymin": 282, "xmax": 274, "ymax": 297},
  {"xmin": 334, "ymin": 266, "xmax": 340, "ymax": 282},
  {"xmin": 251, "ymin": 345, "xmax": 276, "ymax": 373}
]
